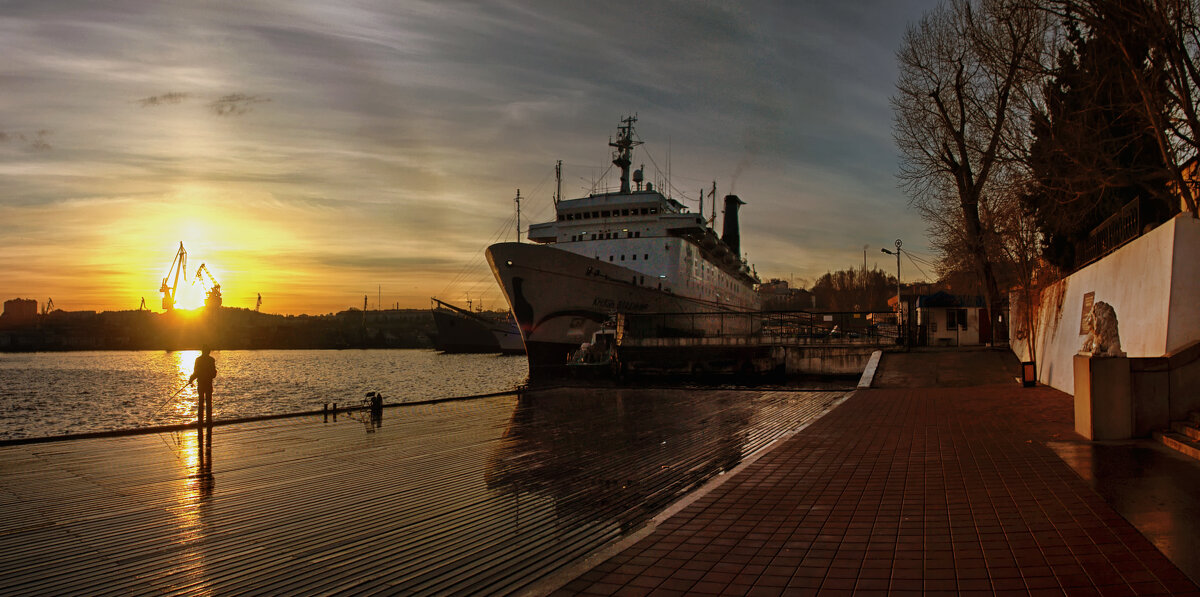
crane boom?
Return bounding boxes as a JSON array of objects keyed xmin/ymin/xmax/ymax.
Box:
[
  {"xmin": 194, "ymin": 263, "xmax": 223, "ymax": 309},
  {"xmin": 159, "ymin": 242, "xmax": 187, "ymax": 311}
]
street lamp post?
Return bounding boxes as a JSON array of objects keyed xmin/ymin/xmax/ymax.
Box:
[{"xmin": 881, "ymin": 239, "xmax": 902, "ymax": 346}]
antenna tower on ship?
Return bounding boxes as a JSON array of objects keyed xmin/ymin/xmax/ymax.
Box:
[
  {"xmin": 514, "ymin": 189, "xmax": 522, "ymax": 243},
  {"xmin": 553, "ymin": 160, "xmax": 562, "ymax": 206},
  {"xmin": 609, "ymin": 115, "xmax": 642, "ymax": 193},
  {"xmin": 708, "ymin": 182, "xmax": 718, "ymax": 226}
]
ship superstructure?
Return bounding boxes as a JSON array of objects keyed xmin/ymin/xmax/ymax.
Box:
[{"xmin": 487, "ymin": 116, "xmax": 761, "ymax": 374}]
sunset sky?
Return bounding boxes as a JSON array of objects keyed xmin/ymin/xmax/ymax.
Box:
[{"xmin": 1, "ymin": 1, "xmax": 941, "ymax": 315}]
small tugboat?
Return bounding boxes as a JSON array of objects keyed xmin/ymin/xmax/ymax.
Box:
[{"xmin": 566, "ymin": 318, "xmax": 619, "ymax": 377}]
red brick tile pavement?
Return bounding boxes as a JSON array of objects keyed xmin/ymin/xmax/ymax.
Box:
[{"xmin": 555, "ymin": 384, "xmax": 1200, "ymax": 596}]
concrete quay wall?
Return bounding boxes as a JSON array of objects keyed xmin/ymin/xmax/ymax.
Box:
[{"xmin": 1013, "ymin": 214, "xmax": 1200, "ymax": 396}]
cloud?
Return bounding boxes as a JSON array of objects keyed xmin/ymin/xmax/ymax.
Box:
[
  {"xmin": 135, "ymin": 91, "xmax": 271, "ymax": 117},
  {"xmin": 0, "ymin": 0, "xmax": 943, "ymax": 311},
  {"xmin": 208, "ymin": 94, "xmax": 271, "ymax": 116},
  {"xmin": 136, "ymin": 92, "xmax": 190, "ymax": 107},
  {"xmin": 0, "ymin": 129, "xmax": 52, "ymax": 151}
]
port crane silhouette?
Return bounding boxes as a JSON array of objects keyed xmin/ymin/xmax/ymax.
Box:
[
  {"xmin": 159, "ymin": 242, "xmax": 187, "ymax": 311},
  {"xmin": 193, "ymin": 263, "xmax": 223, "ymax": 309}
]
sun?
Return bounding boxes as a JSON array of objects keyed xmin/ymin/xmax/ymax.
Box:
[{"xmin": 172, "ymin": 282, "xmax": 207, "ymax": 311}]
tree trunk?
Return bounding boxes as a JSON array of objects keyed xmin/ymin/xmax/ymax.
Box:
[{"xmin": 961, "ymin": 191, "xmax": 1002, "ymax": 344}]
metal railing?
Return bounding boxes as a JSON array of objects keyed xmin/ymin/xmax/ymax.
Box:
[
  {"xmin": 618, "ymin": 309, "xmax": 900, "ymax": 345},
  {"xmin": 1075, "ymin": 197, "xmax": 1141, "ymax": 270}
]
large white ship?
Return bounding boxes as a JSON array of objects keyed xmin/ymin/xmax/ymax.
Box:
[{"xmin": 486, "ymin": 117, "xmax": 761, "ymax": 375}]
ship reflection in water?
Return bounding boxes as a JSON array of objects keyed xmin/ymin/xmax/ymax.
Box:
[
  {"xmin": 482, "ymin": 386, "xmax": 843, "ymax": 562},
  {"xmin": 486, "ymin": 389, "xmax": 745, "ymax": 534}
]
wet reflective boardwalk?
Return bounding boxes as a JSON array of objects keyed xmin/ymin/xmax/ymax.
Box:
[
  {"xmin": 561, "ymin": 351, "xmax": 1200, "ymax": 596},
  {"xmin": 0, "ymin": 387, "xmax": 846, "ymax": 595}
]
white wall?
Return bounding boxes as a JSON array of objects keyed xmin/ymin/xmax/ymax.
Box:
[
  {"xmin": 1019, "ymin": 214, "xmax": 1197, "ymax": 395},
  {"xmin": 1168, "ymin": 216, "xmax": 1200, "ymax": 352},
  {"xmin": 922, "ymin": 307, "xmax": 982, "ymax": 345}
]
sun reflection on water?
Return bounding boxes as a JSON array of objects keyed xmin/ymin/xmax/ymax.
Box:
[
  {"xmin": 169, "ymin": 427, "xmax": 213, "ymax": 592},
  {"xmin": 170, "ymin": 350, "xmax": 201, "ymax": 422},
  {"xmin": 168, "ymin": 364, "xmax": 214, "ymax": 593}
]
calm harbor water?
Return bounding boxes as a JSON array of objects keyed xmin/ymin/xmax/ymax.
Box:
[{"xmin": 0, "ymin": 349, "xmax": 529, "ymax": 440}]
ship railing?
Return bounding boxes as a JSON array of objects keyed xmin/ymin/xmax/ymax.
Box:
[{"xmin": 617, "ymin": 309, "xmax": 899, "ymax": 346}]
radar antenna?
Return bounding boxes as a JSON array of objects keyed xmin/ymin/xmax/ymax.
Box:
[{"xmin": 609, "ymin": 115, "xmax": 642, "ymax": 194}]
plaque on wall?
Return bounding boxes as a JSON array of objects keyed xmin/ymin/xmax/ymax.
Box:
[{"xmin": 1080, "ymin": 291, "xmax": 1095, "ymax": 335}]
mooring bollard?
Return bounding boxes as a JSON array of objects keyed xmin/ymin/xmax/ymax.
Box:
[
  {"xmin": 323, "ymin": 403, "xmax": 328, "ymax": 422},
  {"xmin": 332, "ymin": 402, "xmax": 337, "ymax": 421}
]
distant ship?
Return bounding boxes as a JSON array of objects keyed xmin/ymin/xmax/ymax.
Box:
[
  {"xmin": 429, "ymin": 298, "xmax": 524, "ymax": 355},
  {"xmin": 486, "ymin": 116, "xmax": 761, "ymax": 375}
]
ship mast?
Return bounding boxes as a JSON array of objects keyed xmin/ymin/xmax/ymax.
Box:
[
  {"xmin": 514, "ymin": 189, "xmax": 522, "ymax": 243},
  {"xmin": 553, "ymin": 160, "xmax": 562, "ymax": 206},
  {"xmin": 609, "ymin": 115, "xmax": 641, "ymax": 194}
]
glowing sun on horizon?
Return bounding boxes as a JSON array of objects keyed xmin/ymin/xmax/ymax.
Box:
[{"xmin": 172, "ymin": 282, "xmax": 207, "ymax": 311}]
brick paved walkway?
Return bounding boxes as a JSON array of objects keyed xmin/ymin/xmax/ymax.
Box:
[{"xmin": 557, "ymin": 382, "xmax": 1200, "ymax": 596}]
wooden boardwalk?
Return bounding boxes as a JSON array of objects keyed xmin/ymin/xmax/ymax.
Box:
[{"xmin": 0, "ymin": 387, "xmax": 846, "ymax": 595}]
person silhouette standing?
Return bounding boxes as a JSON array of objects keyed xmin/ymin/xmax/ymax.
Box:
[{"xmin": 188, "ymin": 346, "xmax": 217, "ymax": 475}]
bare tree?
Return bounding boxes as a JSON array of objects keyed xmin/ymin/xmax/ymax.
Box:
[
  {"xmin": 893, "ymin": 0, "xmax": 1049, "ymax": 342},
  {"xmin": 1045, "ymin": 0, "xmax": 1200, "ymax": 216}
]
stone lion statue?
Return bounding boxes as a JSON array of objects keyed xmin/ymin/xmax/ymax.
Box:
[{"xmin": 1082, "ymin": 301, "xmax": 1125, "ymax": 357}]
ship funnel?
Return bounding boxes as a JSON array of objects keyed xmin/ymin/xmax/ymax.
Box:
[{"xmin": 721, "ymin": 195, "xmax": 745, "ymax": 256}]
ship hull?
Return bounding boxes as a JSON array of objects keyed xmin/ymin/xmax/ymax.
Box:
[
  {"xmin": 430, "ymin": 308, "xmax": 501, "ymax": 353},
  {"xmin": 486, "ymin": 242, "xmax": 756, "ymax": 376}
]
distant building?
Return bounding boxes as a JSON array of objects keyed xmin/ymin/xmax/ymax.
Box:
[
  {"xmin": 915, "ymin": 291, "xmax": 986, "ymax": 346},
  {"xmin": 757, "ymin": 279, "xmax": 814, "ymax": 310},
  {"xmin": 1, "ymin": 299, "xmax": 37, "ymax": 326}
]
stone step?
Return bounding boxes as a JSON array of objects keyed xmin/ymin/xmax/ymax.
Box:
[
  {"xmin": 1154, "ymin": 429, "xmax": 1200, "ymax": 462},
  {"xmin": 1173, "ymin": 420, "xmax": 1200, "ymax": 442}
]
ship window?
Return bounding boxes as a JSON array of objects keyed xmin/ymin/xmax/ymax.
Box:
[
  {"xmin": 635, "ymin": 231, "xmax": 640, "ymax": 238},
  {"xmin": 622, "ymin": 209, "xmax": 629, "ymax": 216},
  {"xmin": 644, "ymin": 254, "xmax": 649, "ymax": 260},
  {"xmin": 609, "ymin": 255, "xmax": 613, "ymax": 262},
  {"xmin": 558, "ymin": 214, "xmax": 565, "ymax": 221},
  {"xmin": 640, "ymin": 208, "xmax": 648, "ymax": 215},
  {"xmin": 620, "ymin": 255, "xmax": 625, "ymax": 261},
  {"xmin": 650, "ymin": 208, "xmax": 658, "ymax": 214},
  {"xmin": 591, "ymin": 234, "xmax": 597, "ymax": 240},
  {"xmin": 602, "ymin": 210, "xmax": 610, "ymax": 217},
  {"xmin": 626, "ymin": 231, "xmax": 632, "ymax": 238},
  {"xmin": 632, "ymin": 254, "xmax": 637, "ymax": 260},
  {"xmin": 640, "ymin": 276, "xmax": 645, "ymax": 285}
]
